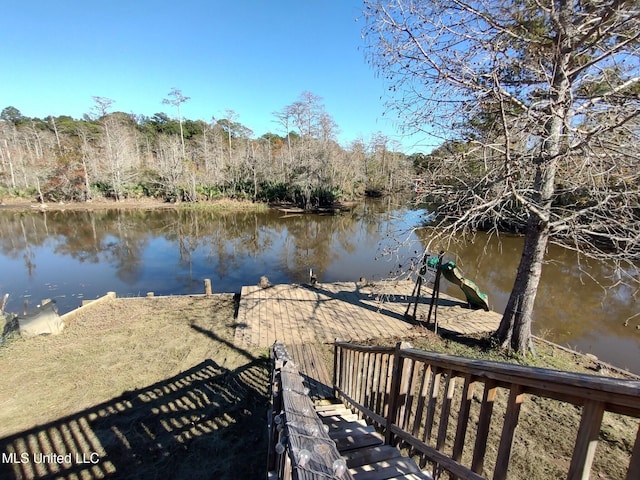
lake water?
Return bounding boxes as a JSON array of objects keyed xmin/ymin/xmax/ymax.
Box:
[{"xmin": 1, "ymin": 199, "xmax": 638, "ymax": 374}]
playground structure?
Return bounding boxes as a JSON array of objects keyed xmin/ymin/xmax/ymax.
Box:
[{"xmin": 405, "ymin": 253, "xmax": 490, "ymax": 330}]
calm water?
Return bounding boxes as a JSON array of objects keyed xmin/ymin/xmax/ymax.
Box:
[{"xmin": 1, "ymin": 199, "xmax": 638, "ymax": 374}]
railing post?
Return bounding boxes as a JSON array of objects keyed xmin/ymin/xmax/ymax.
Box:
[
  {"xmin": 493, "ymin": 384, "xmax": 524, "ymax": 480},
  {"xmin": 471, "ymin": 379, "xmax": 497, "ymax": 474},
  {"xmin": 333, "ymin": 338, "xmax": 341, "ymax": 399},
  {"xmin": 384, "ymin": 341, "xmax": 411, "ymax": 445},
  {"xmin": 567, "ymin": 400, "xmax": 605, "ymax": 480}
]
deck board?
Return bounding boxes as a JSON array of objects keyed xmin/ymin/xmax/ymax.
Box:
[{"xmin": 236, "ymin": 281, "xmax": 500, "ymax": 349}]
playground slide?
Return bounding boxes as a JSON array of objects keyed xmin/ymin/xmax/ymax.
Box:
[{"xmin": 439, "ymin": 261, "xmax": 490, "ymax": 311}]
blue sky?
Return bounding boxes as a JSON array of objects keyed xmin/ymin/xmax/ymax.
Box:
[{"xmin": 2, "ymin": 1, "xmax": 432, "ymax": 153}]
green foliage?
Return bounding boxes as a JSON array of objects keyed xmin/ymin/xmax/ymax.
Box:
[
  {"xmin": 255, "ymin": 182, "xmax": 340, "ymax": 208},
  {"xmin": 313, "ymin": 186, "xmax": 340, "ymax": 206},
  {"xmin": 195, "ymin": 185, "xmax": 225, "ymax": 201},
  {"xmin": 228, "ymin": 181, "xmax": 254, "ymax": 200},
  {"xmin": 257, "ymin": 181, "xmax": 291, "ymax": 203},
  {"xmin": 292, "ymin": 185, "xmax": 339, "ymax": 209},
  {"xmin": 260, "ymin": 132, "xmax": 286, "ymax": 145},
  {"xmin": 429, "ymin": 140, "xmax": 467, "ymax": 159},
  {"xmin": 6, "ymin": 187, "xmax": 38, "ymax": 199},
  {"xmin": 217, "ymin": 118, "xmax": 253, "ymax": 140},
  {"xmin": 134, "ymin": 170, "xmax": 166, "ymax": 198},
  {"xmin": 138, "ymin": 113, "xmax": 181, "ymax": 136},
  {"xmin": 182, "ymin": 119, "xmax": 205, "ymax": 140},
  {"xmin": 0, "ymin": 106, "xmax": 26, "ymax": 126},
  {"xmin": 92, "ymin": 181, "xmax": 113, "ymax": 198},
  {"xmin": 410, "ymin": 153, "xmax": 430, "ymax": 173}
]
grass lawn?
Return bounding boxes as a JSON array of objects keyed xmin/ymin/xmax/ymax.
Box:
[
  {"xmin": 1, "ymin": 293, "xmax": 637, "ymax": 479},
  {"xmin": 0, "ymin": 295, "xmax": 270, "ymax": 480}
]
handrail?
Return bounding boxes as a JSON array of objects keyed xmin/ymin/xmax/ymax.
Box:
[
  {"xmin": 268, "ymin": 342, "xmax": 353, "ymax": 480},
  {"xmin": 333, "ymin": 340, "xmax": 640, "ymax": 480}
]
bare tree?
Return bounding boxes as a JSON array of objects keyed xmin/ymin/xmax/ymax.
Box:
[
  {"xmin": 275, "ymin": 92, "xmax": 341, "ymax": 209},
  {"xmin": 363, "ymin": 0, "xmax": 640, "ymax": 353},
  {"xmin": 162, "ymin": 88, "xmax": 190, "ymax": 159},
  {"xmin": 157, "ymin": 134, "xmax": 185, "ymax": 201},
  {"xmin": 272, "ymin": 105, "xmax": 297, "ymax": 182},
  {"xmin": 0, "ymin": 129, "xmax": 18, "ymax": 190},
  {"xmin": 75, "ymin": 126, "xmax": 94, "ymax": 201},
  {"xmin": 90, "ymin": 97, "xmax": 123, "ymax": 200}
]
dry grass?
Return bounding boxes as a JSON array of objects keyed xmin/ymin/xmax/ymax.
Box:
[
  {"xmin": 1, "ymin": 293, "xmax": 637, "ymax": 480},
  {"xmin": 0, "ymin": 197, "xmax": 268, "ymax": 213},
  {"xmin": 0, "ymin": 295, "xmax": 270, "ymax": 480}
]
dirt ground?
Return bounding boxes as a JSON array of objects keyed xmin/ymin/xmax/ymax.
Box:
[
  {"xmin": 1, "ymin": 292, "xmax": 638, "ymax": 480},
  {"xmin": 0, "ymin": 295, "xmax": 270, "ymax": 480}
]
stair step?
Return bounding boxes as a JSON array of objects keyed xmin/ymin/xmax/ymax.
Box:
[
  {"xmin": 320, "ymin": 413, "xmax": 360, "ymax": 423},
  {"xmin": 349, "ymin": 456, "xmax": 425, "ymax": 480},
  {"xmin": 315, "ymin": 402, "xmax": 345, "ymax": 412},
  {"xmin": 393, "ymin": 471, "xmax": 434, "ymax": 480},
  {"xmin": 317, "ymin": 407, "xmax": 354, "ymax": 417},
  {"xmin": 334, "ymin": 430, "xmax": 384, "ymax": 452},
  {"xmin": 325, "ymin": 419, "xmax": 369, "ymax": 432},
  {"xmin": 329, "ymin": 424, "xmax": 376, "ymax": 439},
  {"xmin": 343, "ymin": 445, "xmax": 402, "ymax": 468}
]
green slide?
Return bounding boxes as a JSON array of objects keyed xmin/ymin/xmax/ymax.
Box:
[{"xmin": 439, "ymin": 261, "xmax": 490, "ymax": 311}]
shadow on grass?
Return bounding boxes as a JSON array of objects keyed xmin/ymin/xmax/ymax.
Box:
[{"xmin": 0, "ymin": 357, "xmax": 270, "ymax": 480}]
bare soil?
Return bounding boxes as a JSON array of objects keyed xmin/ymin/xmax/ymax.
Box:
[
  {"xmin": 0, "ymin": 295, "xmax": 270, "ymax": 480},
  {"xmin": 0, "ymin": 293, "xmax": 637, "ymax": 480}
]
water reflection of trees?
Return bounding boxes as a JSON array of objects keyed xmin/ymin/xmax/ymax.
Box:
[
  {"xmin": 1, "ymin": 205, "xmax": 636, "ymax": 343},
  {"xmin": 0, "ymin": 204, "xmax": 394, "ymax": 293},
  {"xmin": 0, "ymin": 210, "xmax": 149, "ymax": 285}
]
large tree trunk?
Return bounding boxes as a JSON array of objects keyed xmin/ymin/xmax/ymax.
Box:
[
  {"xmin": 496, "ymin": 134, "xmax": 561, "ymax": 353},
  {"xmin": 495, "ymin": 214, "xmax": 550, "ymax": 352},
  {"xmin": 495, "ymin": 1, "xmax": 573, "ymax": 353}
]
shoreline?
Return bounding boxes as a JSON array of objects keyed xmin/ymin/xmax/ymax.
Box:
[{"xmin": 0, "ymin": 197, "xmax": 268, "ymax": 212}]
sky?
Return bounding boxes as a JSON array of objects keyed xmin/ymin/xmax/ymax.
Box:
[{"xmin": 1, "ymin": 0, "xmax": 433, "ymax": 153}]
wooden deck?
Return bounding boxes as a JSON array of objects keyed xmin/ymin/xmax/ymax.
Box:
[{"xmin": 234, "ymin": 280, "xmax": 501, "ymax": 349}]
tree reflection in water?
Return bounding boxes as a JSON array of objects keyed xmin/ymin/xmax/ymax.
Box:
[{"xmin": 0, "ymin": 199, "xmax": 637, "ymax": 374}]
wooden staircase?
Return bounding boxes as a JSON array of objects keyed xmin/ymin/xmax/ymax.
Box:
[
  {"xmin": 316, "ymin": 402, "xmax": 433, "ymax": 480},
  {"xmin": 268, "ymin": 342, "xmax": 433, "ymax": 480},
  {"xmin": 270, "ymin": 340, "xmax": 640, "ymax": 479}
]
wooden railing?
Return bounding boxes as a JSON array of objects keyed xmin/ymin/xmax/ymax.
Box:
[
  {"xmin": 268, "ymin": 343, "xmax": 353, "ymax": 480},
  {"xmin": 333, "ymin": 341, "xmax": 640, "ymax": 480}
]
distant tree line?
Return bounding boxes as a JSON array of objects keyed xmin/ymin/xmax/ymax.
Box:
[{"xmin": 0, "ymin": 91, "xmax": 416, "ymax": 208}]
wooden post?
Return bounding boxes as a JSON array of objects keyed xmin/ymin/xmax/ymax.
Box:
[
  {"xmin": 385, "ymin": 341, "xmax": 411, "ymax": 445},
  {"xmin": 204, "ymin": 278, "xmax": 212, "ymax": 296},
  {"xmin": 493, "ymin": 384, "xmax": 525, "ymax": 480},
  {"xmin": 0, "ymin": 293, "xmax": 8, "ymax": 314},
  {"xmin": 452, "ymin": 374, "xmax": 475, "ymax": 467},
  {"xmin": 471, "ymin": 379, "xmax": 498, "ymax": 474},
  {"xmin": 626, "ymin": 423, "xmax": 640, "ymax": 480},
  {"xmin": 567, "ymin": 400, "xmax": 605, "ymax": 480},
  {"xmin": 333, "ymin": 339, "xmax": 341, "ymax": 399},
  {"xmin": 427, "ymin": 251, "xmax": 445, "ymax": 331}
]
